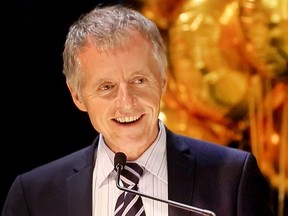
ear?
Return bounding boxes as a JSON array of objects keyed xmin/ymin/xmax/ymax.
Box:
[{"xmin": 66, "ymin": 82, "xmax": 87, "ymax": 112}]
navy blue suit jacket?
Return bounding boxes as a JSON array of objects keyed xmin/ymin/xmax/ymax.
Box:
[{"xmin": 2, "ymin": 128, "xmax": 274, "ymax": 216}]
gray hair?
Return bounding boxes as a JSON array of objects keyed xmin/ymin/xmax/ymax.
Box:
[{"xmin": 62, "ymin": 4, "xmax": 167, "ymax": 93}]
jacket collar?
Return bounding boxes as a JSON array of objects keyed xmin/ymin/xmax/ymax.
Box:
[
  {"xmin": 67, "ymin": 137, "xmax": 99, "ymax": 216},
  {"xmin": 166, "ymin": 128, "xmax": 196, "ymax": 216}
]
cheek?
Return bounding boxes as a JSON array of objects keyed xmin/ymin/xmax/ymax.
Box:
[
  {"xmin": 87, "ymin": 99, "xmax": 109, "ymax": 115},
  {"xmin": 83, "ymin": 97, "xmax": 107, "ymax": 120},
  {"xmin": 86, "ymin": 104, "xmax": 109, "ymax": 132},
  {"xmin": 137, "ymin": 87, "xmax": 162, "ymax": 108}
]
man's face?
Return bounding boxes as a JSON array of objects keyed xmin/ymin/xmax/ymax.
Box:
[{"xmin": 69, "ymin": 33, "xmax": 166, "ymax": 158}]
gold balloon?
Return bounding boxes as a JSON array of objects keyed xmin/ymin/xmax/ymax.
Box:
[
  {"xmin": 239, "ymin": 0, "xmax": 288, "ymax": 79},
  {"xmin": 139, "ymin": 0, "xmax": 252, "ymax": 144}
]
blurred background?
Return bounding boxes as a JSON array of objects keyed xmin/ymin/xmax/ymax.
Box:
[{"xmin": 2, "ymin": 0, "xmax": 287, "ymax": 215}]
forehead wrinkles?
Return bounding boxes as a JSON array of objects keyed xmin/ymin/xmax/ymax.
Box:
[
  {"xmin": 89, "ymin": 30, "xmax": 140, "ymax": 53},
  {"xmin": 78, "ymin": 33, "xmax": 152, "ymax": 64}
]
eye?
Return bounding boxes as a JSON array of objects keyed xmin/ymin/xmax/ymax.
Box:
[
  {"xmin": 98, "ymin": 82, "xmax": 115, "ymax": 91},
  {"xmin": 133, "ymin": 77, "xmax": 146, "ymax": 84}
]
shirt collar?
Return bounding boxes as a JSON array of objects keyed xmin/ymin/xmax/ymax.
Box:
[{"xmin": 95, "ymin": 120, "xmax": 167, "ymax": 187}]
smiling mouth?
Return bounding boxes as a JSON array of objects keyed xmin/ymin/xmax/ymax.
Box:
[{"xmin": 114, "ymin": 115, "xmax": 142, "ymax": 124}]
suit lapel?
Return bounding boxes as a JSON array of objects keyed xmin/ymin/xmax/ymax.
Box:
[
  {"xmin": 66, "ymin": 138, "xmax": 99, "ymax": 216},
  {"xmin": 67, "ymin": 164, "xmax": 94, "ymax": 216},
  {"xmin": 166, "ymin": 129, "xmax": 196, "ymax": 216}
]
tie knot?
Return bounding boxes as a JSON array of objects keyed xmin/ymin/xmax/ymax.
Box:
[{"xmin": 121, "ymin": 163, "xmax": 144, "ymax": 186}]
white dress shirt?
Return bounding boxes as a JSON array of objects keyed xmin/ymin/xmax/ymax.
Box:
[{"xmin": 92, "ymin": 120, "xmax": 168, "ymax": 216}]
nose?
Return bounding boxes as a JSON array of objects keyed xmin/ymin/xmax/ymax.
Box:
[{"xmin": 115, "ymin": 83, "xmax": 136, "ymax": 109}]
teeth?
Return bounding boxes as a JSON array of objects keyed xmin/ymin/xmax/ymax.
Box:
[{"xmin": 115, "ymin": 116, "xmax": 141, "ymax": 123}]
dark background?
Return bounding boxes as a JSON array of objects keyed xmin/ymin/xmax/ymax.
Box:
[{"xmin": 2, "ymin": 0, "xmax": 122, "ymax": 210}]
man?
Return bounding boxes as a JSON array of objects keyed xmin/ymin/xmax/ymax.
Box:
[{"xmin": 2, "ymin": 4, "xmax": 274, "ymax": 216}]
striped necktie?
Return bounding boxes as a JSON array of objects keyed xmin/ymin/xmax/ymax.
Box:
[{"xmin": 114, "ymin": 163, "xmax": 146, "ymax": 216}]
